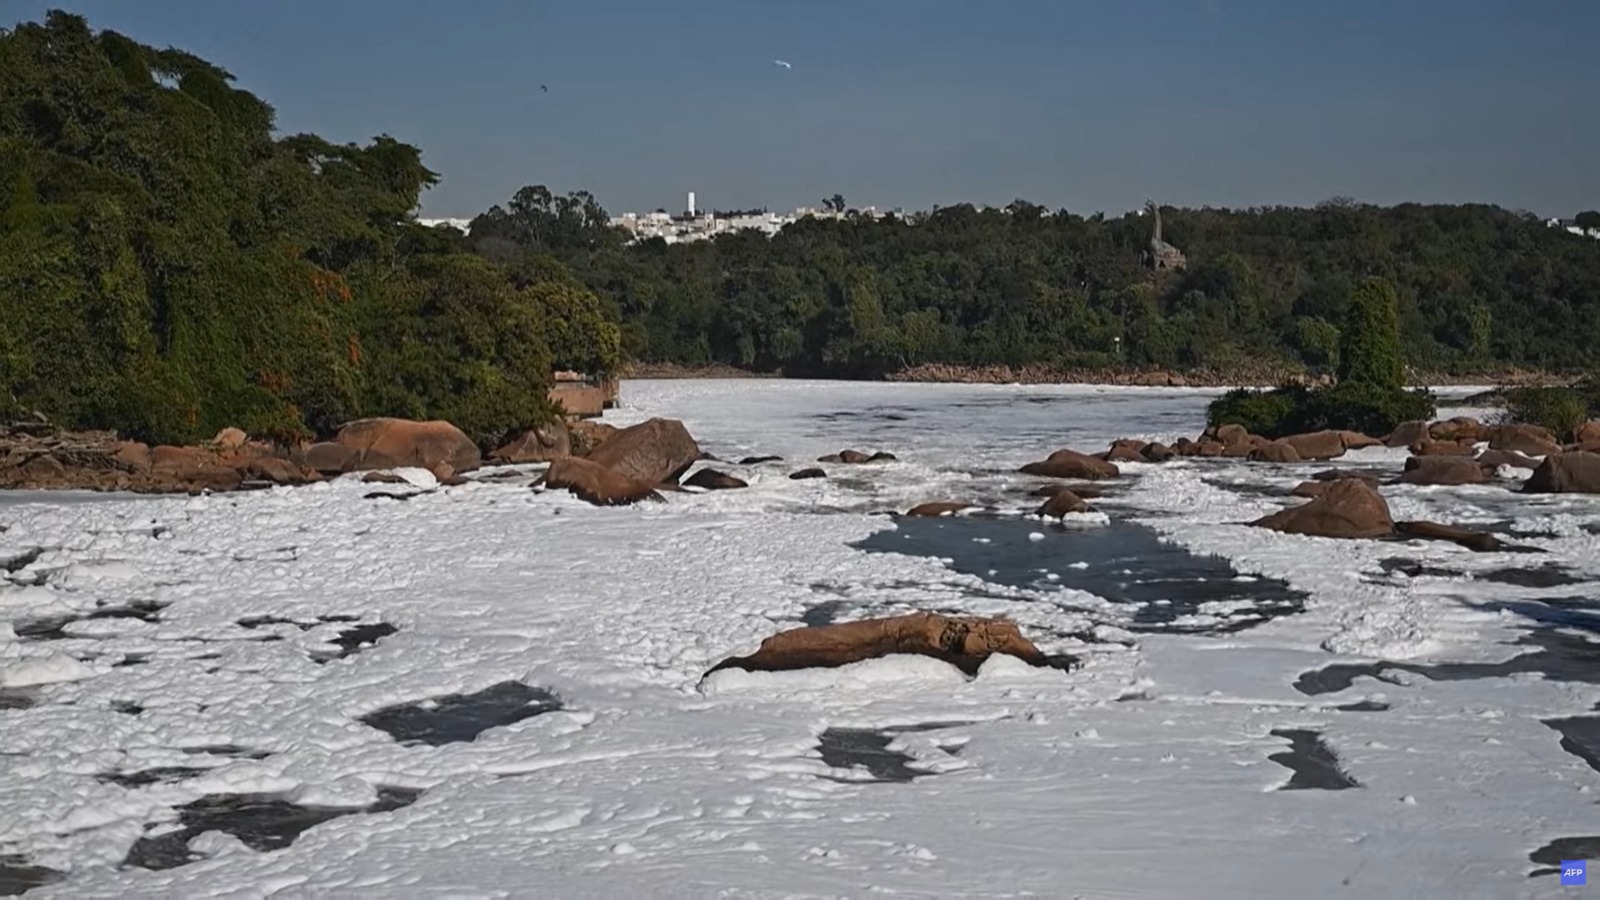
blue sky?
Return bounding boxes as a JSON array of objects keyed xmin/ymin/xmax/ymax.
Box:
[{"xmin": 6, "ymin": 1, "xmax": 1595, "ymax": 217}]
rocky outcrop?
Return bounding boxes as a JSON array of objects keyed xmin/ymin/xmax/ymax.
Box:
[
  {"xmin": 1523, "ymin": 451, "xmax": 1600, "ymax": 494},
  {"xmin": 683, "ymin": 468, "xmax": 748, "ymax": 490},
  {"xmin": 1399, "ymin": 456, "xmax": 1487, "ymax": 486},
  {"xmin": 1248, "ymin": 441, "xmax": 1301, "ymax": 463},
  {"xmin": 543, "ymin": 457, "xmax": 662, "ymax": 506},
  {"xmin": 905, "ymin": 502, "xmax": 972, "ymax": 517},
  {"xmin": 1488, "ymin": 424, "xmax": 1561, "ymax": 458},
  {"xmin": 584, "ymin": 418, "xmax": 700, "ymax": 485},
  {"xmin": 1251, "ymin": 479, "xmax": 1394, "ymax": 540},
  {"xmin": 1281, "ymin": 431, "xmax": 1346, "ymax": 461},
  {"xmin": 335, "ymin": 418, "xmax": 481, "ymax": 476},
  {"xmin": 1, "ymin": 428, "xmax": 320, "ymax": 493},
  {"xmin": 1036, "ymin": 489, "xmax": 1088, "ymax": 518},
  {"xmin": 491, "ymin": 424, "xmax": 571, "ymax": 464},
  {"xmin": 704, "ymin": 612, "xmax": 1047, "ymax": 678},
  {"xmin": 1020, "ymin": 449, "xmax": 1119, "ymax": 480}
]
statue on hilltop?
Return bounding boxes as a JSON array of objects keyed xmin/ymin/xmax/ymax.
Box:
[{"xmin": 1142, "ymin": 200, "xmax": 1187, "ymax": 271}]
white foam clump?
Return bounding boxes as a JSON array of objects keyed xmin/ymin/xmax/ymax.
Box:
[
  {"xmin": 699, "ymin": 654, "xmax": 970, "ymax": 696},
  {"xmin": 388, "ymin": 467, "xmax": 439, "ymax": 489},
  {"xmin": 0, "ymin": 653, "xmax": 96, "ymax": 688},
  {"xmin": 1054, "ymin": 511, "xmax": 1111, "ymax": 529},
  {"xmin": 288, "ymin": 775, "xmax": 381, "ymax": 809}
]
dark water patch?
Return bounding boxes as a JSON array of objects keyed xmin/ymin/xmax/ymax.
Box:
[
  {"xmin": 1477, "ymin": 564, "xmax": 1586, "ymax": 589},
  {"xmin": 239, "ymin": 615, "xmax": 317, "ymax": 630},
  {"xmin": 854, "ymin": 517, "xmax": 1305, "ymax": 635},
  {"xmin": 0, "ymin": 547, "xmax": 43, "ymax": 574},
  {"xmin": 801, "ymin": 600, "xmax": 848, "ymax": 627},
  {"xmin": 87, "ymin": 600, "xmax": 166, "ymax": 623},
  {"xmin": 113, "ymin": 653, "xmax": 150, "ymax": 668},
  {"xmin": 0, "ymin": 855, "xmax": 62, "ymax": 896},
  {"xmin": 1267, "ymin": 729, "xmax": 1360, "ymax": 790},
  {"xmin": 0, "ymin": 690, "xmax": 35, "ymax": 710},
  {"xmin": 362, "ymin": 681, "xmax": 563, "ymax": 746},
  {"xmin": 1530, "ymin": 836, "xmax": 1600, "ymax": 878},
  {"xmin": 123, "ymin": 786, "xmax": 422, "ymax": 871},
  {"xmin": 179, "ymin": 745, "xmax": 272, "ymax": 760},
  {"xmin": 310, "ymin": 622, "xmax": 398, "ymax": 663},
  {"xmin": 1200, "ymin": 478, "xmax": 1296, "ymax": 501},
  {"xmin": 11, "ymin": 615, "xmax": 74, "ymax": 640},
  {"xmin": 363, "ymin": 490, "xmax": 424, "ymax": 502},
  {"xmin": 1543, "ymin": 716, "xmax": 1600, "ymax": 775},
  {"xmin": 1295, "ymin": 630, "xmax": 1600, "ymax": 695},
  {"xmin": 98, "ymin": 766, "xmax": 211, "ymax": 788},
  {"xmin": 110, "ymin": 699, "xmax": 144, "ymax": 715},
  {"xmin": 1477, "ymin": 599, "xmax": 1600, "ymax": 635},
  {"xmin": 1376, "ymin": 557, "xmax": 1464, "ymax": 580},
  {"xmin": 817, "ymin": 729, "xmax": 926, "ymax": 783},
  {"xmin": 1334, "ymin": 700, "xmax": 1390, "ymax": 712}
]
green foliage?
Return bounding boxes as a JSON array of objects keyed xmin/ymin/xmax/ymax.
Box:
[
  {"xmin": 0, "ymin": 13, "xmax": 610, "ymax": 446},
  {"xmin": 1501, "ymin": 377, "xmax": 1600, "ymax": 442},
  {"xmin": 1207, "ymin": 387, "xmax": 1304, "ymax": 436},
  {"xmin": 1206, "ymin": 383, "xmax": 1436, "ymax": 439},
  {"xmin": 1337, "ymin": 277, "xmax": 1404, "ymax": 390},
  {"xmin": 1291, "ymin": 317, "xmax": 1341, "ymax": 370},
  {"xmin": 1576, "ymin": 211, "xmax": 1600, "ymax": 231}
]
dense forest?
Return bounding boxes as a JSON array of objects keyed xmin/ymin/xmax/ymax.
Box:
[
  {"xmin": 5, "ymin": 12, "xmax": 1599, "ymax": 448},
  {"xmin": 0, "ymin": 12, "xmax": 618, "ymax": 446},
  {"xmin": 496, "ymin": 195, "xmax": 1600, "ymax": 379}
]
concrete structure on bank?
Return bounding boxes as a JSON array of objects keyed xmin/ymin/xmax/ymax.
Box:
[{"xmin": 548, "ymin": 372, "xmax": 619, "ymax": 418}]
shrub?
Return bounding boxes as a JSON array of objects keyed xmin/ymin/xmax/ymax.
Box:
[
  {"xmin": 1501, "ymin": 383, "xmax": 1596, "ymax": 442},
  {"xmin": 1206, "ymin": 386, "xmax": 1305, "ymax": 437},
  {"xmin": 1338, "ymin": 277, "xmax": 1405, "ymax": 391},
  {"xmin": 1207, "ymin": 382, "xmax": 1436, "ymax": 439}
]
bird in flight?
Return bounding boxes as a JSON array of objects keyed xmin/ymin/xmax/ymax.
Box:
[
  {"xmin": 773, "ymin": 59, "xmax": 792, "ymax": 69},
  {"xmin": 540, "ymin": 84, "xmax": 548, "ymax": 92}
]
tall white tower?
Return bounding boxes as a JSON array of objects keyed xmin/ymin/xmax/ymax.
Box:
[{"xmin": 687, "ymin": 191, "xmax": 696, "ymax": 217}]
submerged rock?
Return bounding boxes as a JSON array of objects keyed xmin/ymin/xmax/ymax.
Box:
[
  {"xmin": 683, "ymin": 468, "xmax": 748, "ymax": 490},
  {"xmin": 904, "ymin": 502, "xmax": 972, "ymax": 517},
  {"xmin": 1035, "ymin": 489, "xmax": 1089, "ymax": 518},
  {"xmin": 705, "ymin": 612, "xmax": 1047, "ymax": 678},
  {"xmin": 789, "ymin": 468, "xmax": 827, "ymax": 480},
  {"xmin": 1524, "ymin": 451, "xmax": 1600, "ymax": 494}
]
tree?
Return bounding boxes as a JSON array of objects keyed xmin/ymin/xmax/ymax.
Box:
[
  {"xmin": 1576, "ymin": 210, "xmax": 1600, "ymax": 230},
  {"xmin": 1337, "ymin": 277, "xmax": 1404, "ymax": 390}
]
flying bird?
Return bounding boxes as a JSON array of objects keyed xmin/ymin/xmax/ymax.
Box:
[
  {"xmin": 773, "ymin": 59, "xmax": 792, "ymax": 69},
  {"xmin": 540, "ymin": 84, "xmax": 548, "ymax": 92}
]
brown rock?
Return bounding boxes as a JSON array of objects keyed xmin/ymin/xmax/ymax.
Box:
[
  {"xmin": 1036, "ymin": 489, "xmax": 1088, "ymax": 518},
  {"xmin": 1429, "ymin": 417, "xmax": 1487, "ymax": 443},
  {"xmin": 1338, "ymin": 431, "xmax": 1383, "ymax": 450},
  {"xmin": 1410, "ymin": 438, "xmax": 1475, "ymax": 457},
  {"xmin": 821, "ymin": 449, "xmax": 871, "ymax": 464},
  {"xmin": 905, "ymin": 502, "xmax": 972, "ymax": 517},
  {"xmin": 335, "ymin": 418, "xmax": 481, "ymax": 474},
  {"xmin": 1248, "ymin": 441, "xmax": 1301, "ymax": 463},
  {"xmin": 1385, "ymin": 420, "xmax": 1430, "ymax": 449},
  {"xmin": 301, "ymin": 442, "xmax": 359, "ymax": 475},
  {"xmin": 149, "ymin": 446, "xmax": 242, "ymax": 493},
  {"xmin": 1475, "ymin": 449, "xmax": 1542, "ymax": 471},
  {"xmin": 789, "ymin": 468, "xmax": 827, "ymax": 480},
  {"xmin": 246, "ymin": 457, "xmax": 313, "ymax": 485},
  {"xmin": 584, "ymin": 418, "xmax": 700, "ymax": 484},
  {"xmin": 1488, "ymin": 424, "xmax": 1561, "ymax": 457},
  {"xmin": 491, "ymin": 423, "xmax": 571, "ymax": 464},
  {"xmin": 1291, "ymin": 481, "xmax": 1329, "ymax": 498},
  {"xmin": 211, "ymin": 427, "xmax": 248, "ymax": 450},
  {"xmin": 1523, "ymin": 451, "xmax": 1600, "ymax": 494},
  {"xmin": 1104, "ymin": 444, "xmax": 1146, "ymax": 463},
  {"xmin": 1251, "ymin": 478, "xmax": 1394, "ymax": 539},
  {"xmin": 362, "ymin": 471, "xmax": 408, "ymax": 484},
  {"xmin": 1394, "ymin": 520, "xmax": 1504, "ymax": 553},
  {"xmin": 1019, "ymin": 449, "xmax": 1119, "ymax": 480},
  {"xmin": 1030, "ymin": 482, "xmax": 1106, "ymax": 499},
  {"xmin": 569, "ymin": 420, "xmax": 618, "ymax": 456},
  {"xmin": 868, "ymin": 451, "xmax": 898, "ymax": 462},
  {"xmin": 544, "ymin": 456, "xmax": 663, "ymax": 506},
  {"xmin": 1215, "ymin": 423, "xmax": 1249, "ymax": 446},
  {"xmin": 1577, "ymin": 421, "xmax": 1600, "ymax": 446},
  {"xmin": 1196, "ymin": 440, "xmax": 1225, "ymax": 458},
  {"xmin": 1222, "ymin": 441, "xmax": 1256, "ymax": 458},
  {"xmin": 1400, "ymin": 456, "xmax": 1488, "ymax": 486},
  {"xmin": 684, "ymin": 468, "xmax": 748, "ymax": 490},
  {"xmin": 19, "ymin": 454, "xmax": 67, "ymax": 485},
  {"xmin": 1281, "ymin": 431, "xmax": 1346, "ymax": 461},
  {"xmin": 112, "ymin": 441, "xmax": 151, "ymax": 471},
  {"xmin": 1141, "ymin": 441, "xmax": 1175, "ymax": 463},
  {"xmin": 705, "ymin": 612, "xmax": 1047, "ymax": 678}
]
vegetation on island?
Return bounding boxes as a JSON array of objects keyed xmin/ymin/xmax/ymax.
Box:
[{"xmin": 4, "ymin": 11, "xmax": 1600, "ymax": 448}]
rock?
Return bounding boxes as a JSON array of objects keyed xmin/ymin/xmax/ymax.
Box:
[
  {"xmin": 112, "ymin": 441, "xmax": 151, "ymax": 471},
  {"xmin": 1141, "ymin": 441, "xmax": 1175, "ymax": 463},
  {"xmin": 1035, "ymin": 489, "xmax": 1088, "ymax": 518},
  {"xmin": 149, "ymin": 446, "xmax": 243, "ymax": 493},
  {"xmin": 568, "ymin": 420, "xmax": 618, "ymax": 456},
  {"xmin": 1222, "ymin": 441, "xmax": 1256, "ymax": 458},
  {"xmin": 1248, "ymin": 441, "xmax": 1301, "ymax": 463},
  {"xmin": 1488, "ymin": 424, "xmax": 1561, "ymax": 457},
  {"xmin": 246, "ymin": 457, "xmax": 313, "ymax": 486},
  {"xmin": 739, "ymin": 455, "xmax": 783, "ymax": 465},
  {"xmin": 683, "ymin": 468, "xmax": 748, "ymax": 490},
  {"xmin": 361, "ymin": 471, "xmax": 408, "ymax": 484},
  {"xmin": 1578, "ymin": 421, "xmax": 1600, "ymax": 446},
  {"xmin": 1400, "ymin": 456, "xmax": 1487, "ymax": 486},
  {"xmin": 1523, "ymin": 451, "xmax": 1600, "ymax": 494},
  {"xmin": 1311, "ymin": 467, "xmax": 1385, "ymax": 484},
  {"xmin": 1429, "ymin": 417, "xmax": 1487, "ymax": 443},
  {"xmin": 905, "ymin": 502, "xmax": 971, "ymax": 518},
  {"xmin": 1215, "ymin": 424, "xmax": 1249, "ymax": 447},
  {"xmin": 211, "ymin": 427, "xmax": 248, "ymax": 450},
  {"xmin": 1195, "ymin": 440, "xmax": 1225, "ymax": 458},
  {"xmin": 1280, "ymin": 431, "xmax": 1346, "ymax": 461},
  {"xmin": 584, "ymin": 418, "xmax": 700, "ymax": 485},
  {"xmin": 789, "ymin": 468, "xmax": 827, "ymax": 480},
  {"xmin": 1394, "ymin": 521, "xmax": 1504, "ymax": 553},
  {"xmin": 867, "ymin": 451, "xmax": 898, "ymax": 462},
  {"xmin": 491, "ymin": 423, "xmax": 571, "ymax": 464},
  {"xmin": 704, "ymin": 612, "xmax": 1047, "ymax": 678},
  {"xmin": 1104, "ymin": 444, "xmax": 1146, "ymax": 463},
  {"xmin": 1019, "ymin": 449, "xmax": 1119, "ymax": 480},
  {"xmin": 1031, "ymin": 482, "xmax": 1106, "ymax": 499},
  {"xmin": 1475, "ymin": 449, "xmax": 1542, "ymax": 471},
  {"xmin": 335, "ymin": 418, "xmax": 481, "ymax": 474},
  {"xmin": 1338, "ymin": 431, "xmax": 1383, "ymax": 450},
  {"xmin": 1251, "ymin": 478, "xmax": 1394, "ymax": 539},
  {"xmin": 18, "ymin": 454, "xmax": 66, "ymax": 485},
  {"xmin": 1410, "ymin": 438, "xmax": 1475, "ymax": 457},
  {"xmin": 819, "ymin": 449, "xmax": 871, "ymax": 464},
  {"xmin": 1291, "ymin": 481, "xmax": 1329, "ymax": 498},
  {"xmin": 543, "ymin": 457, "xmax": 662, "ymax": 506},
  {"xmin": 1385, "ymin": 420, "xmax": 1430, "ymax": 448},
  {"xmin": 300, "ymin": 442, "xmax": 359, "ymax": 475}
]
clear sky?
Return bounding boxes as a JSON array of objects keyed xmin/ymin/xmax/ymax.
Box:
[{"xmin": 5, "ymin": 1, "xmax": 1595, "ymax": 218}]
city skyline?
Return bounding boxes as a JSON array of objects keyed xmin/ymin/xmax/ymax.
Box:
[{"xmin": 13, "ymin": 0, "xmax": 1596, "ymax": 219}]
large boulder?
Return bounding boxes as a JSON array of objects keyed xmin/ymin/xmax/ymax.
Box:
[
  {"xmin": 1488, "ymin": 424, "xmax": 1561, "ymax": 457},
  {"xmin": 1251, "ymin": 478, "xmax": 1394, "ymax": 539},
  {"xmin": 568, "ymin": 420, "xmax": 618, "ymax": 456},
  {"xmin": 1036, "ymin": 489, "xmax": 1088, "ymax": 518},
  {"xmin": 149, "ymin": 445, "xmax": 243, "ymax": 493},
  {"xmin": 1019, "ymin": 449, "xmax": 1119, "ymax": 480},
  {"xmin": 335, "ymin": 418, "xmax": 481, "ymax": 475},
  {"xmin": 1141, "ymin": 441, "xmax": 1175, "ymax": 463},
  {"xmin": 1385, "ymin": 420, "xmax": 1430, "ymax": 449},
  {"xmin": 1410, "ymin": 438, "xmax": 1475, "ymax": 457},
  {"xmin": 1523, "ymin": 451, "xmax": 1600, "ymax": 494},
  {"xmin": 1248, "ymin": 441, "xmax": 1301, "ymax": 463},
  {"xmin": 1430, "ymin": 417, "xmax": 1487, "ymax": 443},
  {"xmin": 683, "ymin": 468, "xmax": 748, "ymax": 490},
  {"xmin": 1338, "ymin": 431, "xmax": 1383, "ymax": 450},
  {"xmin": 1399, "ymin": 455, "xmax": 1487, "ymax": 486},
  {"xmin": 1215, "ymin": 424, "xmax": 1250, "ymax": 447},
  {"xmin": 1104, "ymin": 443, "xmax": 1147, "ymax": 464},
  {"xmin": 211, "ymin": 427, "xmax": 249, "ymax": 451},
  {"xmin": 1281, "ymin": 431, "xmax": 1346, "ymax": 461},
  {"xmin": 491, "ymin": 423, "xmax": 571, "ymax": 464},
  {"xmin": 1577, "ymin": 421, "xmax": 1600, "ymax": 446},
  {"xmin": 1475, "ymin": 449, "xmax": 1543, "ymax": 471},
  {"xmin": 704, "ymin": 612, "xmax": 1047, "ymax": 678},
  {"xmin": 300, "ymin": 442, "xmax": 360, "ymax": 475},
  {"xmin": 544, "ymin": 457, "xmax": 662, "ymax": 506},
  {"xmin": 584, "ymin": 418, "xmax": 700, "ymax": 485}
]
